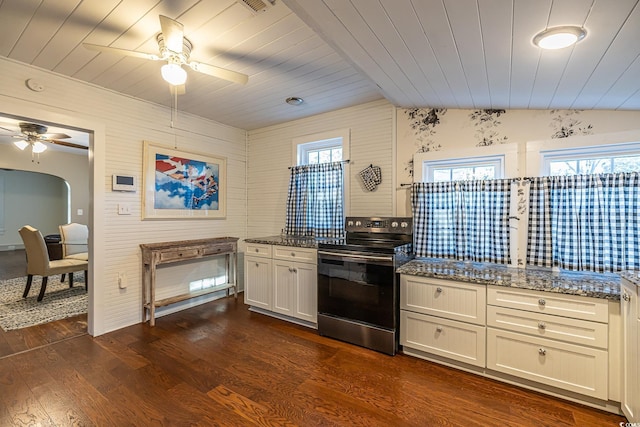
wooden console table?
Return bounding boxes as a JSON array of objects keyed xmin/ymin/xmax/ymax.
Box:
[{"xmin": 140, "ymin": 237, "xmax": 239, "ymax": 326}]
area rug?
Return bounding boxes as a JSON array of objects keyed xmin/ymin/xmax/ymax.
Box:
[{"xmin": 0, "ymin": 274, "xmax": 87, "ymax": 331}]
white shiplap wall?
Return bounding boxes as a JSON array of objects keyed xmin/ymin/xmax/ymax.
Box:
[
  {"xmin": 0, "ymin": 57, "xmax": 247, "ymax": 335},
  {"xmin": 246, "ymin": 99, "xmax": 396, "ymax": 239}
]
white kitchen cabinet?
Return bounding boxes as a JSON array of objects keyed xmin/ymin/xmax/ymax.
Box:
[
  {"xmin": 245, "ymin": 243, "xmax": 317, "ymax": 326},
  {"xmin": 621, "ymin": 278, "xmax": 639, "ymax": 422},
  {"xmin": 244, "ymin": 244, "xmax": 272, "ymax": 310},
  {"xmin": 486, "ymin": 286, "xmax": 610, "ymax": 400},
  {"xmin": 400, "ymin": 275, "xmax": 487, "ymax": 367},
  {"xmin": 273, "ymin": 247, "xmax": 317, "ymax": 323}
]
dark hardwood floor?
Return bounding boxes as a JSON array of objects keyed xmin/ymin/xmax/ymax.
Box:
[
  {"xmin": 0, "ymin": 296, "xmax": 626, "ymax": 426},
  {"xmin": 0, "ymin": 249, "xmax": 88, "ymax": 359}
]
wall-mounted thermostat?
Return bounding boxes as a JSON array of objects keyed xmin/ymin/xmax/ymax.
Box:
[{"xmin": 112, "ymin": 174, "xmax": 136, "ymax": 192}]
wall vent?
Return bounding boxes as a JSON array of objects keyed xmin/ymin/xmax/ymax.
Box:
[{"xmin": 238, "ymin": 0, "xmax": 275, "ymax": 14}]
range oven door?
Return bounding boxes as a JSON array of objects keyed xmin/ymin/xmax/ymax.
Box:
[{"xmin": 317, "ymin": 250, "xmax": 396, "ymax": 330}]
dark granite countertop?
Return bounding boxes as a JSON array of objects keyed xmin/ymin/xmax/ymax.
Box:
[
  {"xmin": 397, "ymin": 257, "xmax": 622, "ymax": 301},
  {"xmin": 620, "ymin": 270, "xmax": 640, "ymax": 287},
  {"xmin": 245, "ymin": 235, "xmax": 318, "ymax": 249}
]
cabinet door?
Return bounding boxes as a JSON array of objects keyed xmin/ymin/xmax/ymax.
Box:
[
  {"xmin": 272, "ymin": 260, "xmax": 295, "ymax": 317},
  {"xmin": 622, "ymin": 281, "xmax": 639, "ymax": 422},
  {"xmin": 487, "ymin": 328, "xmax": 608, "ymax": 399},
  {"xmin": 293, "ymin": 262, "xmax": 317, "ymax": 323},
  {"xmin": 244, "ymin": 255, "xmax": 272, "ymax": 310}
]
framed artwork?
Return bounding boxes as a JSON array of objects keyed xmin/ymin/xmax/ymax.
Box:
[{"xmin": 142, "ymin": 141, "xmax": 226, "ymax": 219}]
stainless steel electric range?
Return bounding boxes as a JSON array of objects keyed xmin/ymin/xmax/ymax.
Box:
[{"xmin": 316, "ymin": 217, "xmax": 413, "ymax": 355}]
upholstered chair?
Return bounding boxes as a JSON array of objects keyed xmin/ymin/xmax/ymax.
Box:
[
  {"xmin": 59, "ymin": 223, "xmax": 89, "ymax": 261},
  {"xmin": 18, "ymin": 225, "xmax": 88, "ymax": 302}
]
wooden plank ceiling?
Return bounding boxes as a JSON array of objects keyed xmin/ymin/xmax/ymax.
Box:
[{"xmin": 0, "ymin": 0, "xmax": 638, "ymax": 133}]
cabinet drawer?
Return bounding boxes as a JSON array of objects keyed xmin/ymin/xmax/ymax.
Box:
[
  {"xmin": 273, "ymin": 246, "xmax": 316, "ymax": 263},
  {"xmin": 487, "ymin": 305, "xmax": 608, "ymax": 349},
  {"xmin": 202, "ymin": 243, "xmax": 235, "ymax": 256},
  {"xmin": 159, "ymin": 248, "xmax": 200, "ymax": 262},
  {"xmin": 487, "ymin": 286, "xmax": 608, "ymax": 323},
  {"xmin": 487, "ymin": 328, "xmax": 608, "ymax": 399},
  {"xmin": 246, "ymin": 244, "xmax": 272, "ymax": 258},
  {"xmin": 401, "ymin": 310, "xmax": 486, "ymax": 367},
  {"xmin": 401, "ymin": 276, "xmax": 486, "ymax": 325}
]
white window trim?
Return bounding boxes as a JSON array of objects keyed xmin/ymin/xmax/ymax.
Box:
[
  {"xmin": 414, "ymin": 143, "xmax": 520, "ymax": 182},
  {"xmin": 526, "ymin": 129, "xmax": 640, "ymax": 176},
  {"xmin": 291, "ymin": 128, "xmax": 351, "ymax": 215}
]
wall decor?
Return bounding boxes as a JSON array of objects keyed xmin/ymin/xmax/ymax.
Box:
[{"xmin": 142, "ymin": 141, "xmax": 226, "ymax": 219}]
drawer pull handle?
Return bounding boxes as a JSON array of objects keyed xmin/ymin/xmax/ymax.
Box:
[
  {"xmin": 538, "ymin": 298, "xmax": 546, "ymax": 306},
  {"xmin": 292, "ymin": 268, "xmax": 297, "ymax": 273},
  {"xmin": 436, "ymin": 287, "xmax": 442, "ymax": 293},
  {"xmin": 436, "ymin": 326, "xmax": 443, "ymax": 333},
  {"xmin": 538, "ymin": 322, "xmax": 546, "ymax": 330},
  {"xmin": 255, "ymin": 263, "xmax": 259, "ymax": 267},
  {"xmin": 291, "ymin": 252, "xmax": 296, "ymax": 257},
  {"xmin": 538, "ymin": 348, "xmax": 546, "ymax": 356},
  {"xmin": 255, "ymin": 248, "xmax": 259, "ymax": 252},
  {"xmin": 623, "ymin": 293, "xmax": 631, "ymax": 302}
]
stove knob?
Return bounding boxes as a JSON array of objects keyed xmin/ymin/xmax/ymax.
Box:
[
  {"xmin": 355, "ymin": 221, "xmax": 362, "ymax": 226},
  {"xmin": 347, "ymin": 220, "xmax": 354, "ymax": 226},
  {"xmin": 400, "ymin": 222, "xmax": 409, "ymax": 228},
  {"xmin": 391, "ymin": 221, "xmax": 398, "ymax": 228}
]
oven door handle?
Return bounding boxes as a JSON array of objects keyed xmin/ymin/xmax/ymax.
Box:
[{"xmin": 318, "ymin": 250, "xmax": 394, "ymax": 263}]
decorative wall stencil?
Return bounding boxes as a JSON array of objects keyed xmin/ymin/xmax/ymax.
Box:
[
  {"xmin": 403, "ymin": 108, "xmax": 446, "ymax": 176},
  {"xmin": 469, "ymin": 109, "xmax": 508, "ymax": 146},
  {"xmin": 550, "ymin": 110, "xmax": 594, "ymax": 139}
]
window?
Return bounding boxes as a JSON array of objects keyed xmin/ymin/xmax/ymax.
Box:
[
  {"xmin": 285, "ymin": 129, "xmax": 350, "ymax": 237},
  {"xmin": 527, "ymin": 136, "xmax": 640, "ymax": 272},
  {"xmin": 541, "ymin": 143, "xmax": 640, "ymax": 176},
  {"xmin": 425, "ymin": 156, "xmax": 503, "ymax": 182}
]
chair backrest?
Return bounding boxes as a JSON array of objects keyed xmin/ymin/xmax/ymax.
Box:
[
  {"xmin": 18, "ymin": 225, "xmax": 50, "ymax": 275},
  {"xmin": 59, "ymin": 223, "xmax": 88, "ymax": 257}
]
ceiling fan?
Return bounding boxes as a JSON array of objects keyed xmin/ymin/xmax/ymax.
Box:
[
  {"xmin": 83, "ymin": 15, "xmax": 249, "ymax": 89},
  {"xmin": 0, "ymin": 122, "xmax": 88, "ymax": 154}
]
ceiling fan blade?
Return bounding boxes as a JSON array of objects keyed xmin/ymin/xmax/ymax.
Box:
[
  {"xmin": 44, "ymin": 133, "xmax": 71, "ymax": 140},
  {"xmin": 83, "ymin": 43, "xmax": 160, "ymax": 61},
  {"xmin": 188, "ymin": 61, "xmax": 248, "ymax": 85},
  {"xmin": 0, "ymin": 126, "xmax": 17, "ymax": 135},
  {"xmin": 48, "ymin": 140, "xmax": 88, "ymax": 150},
  {"xmin": 159, "ymin": 15, "xmax": 184, "ymax": 53}
]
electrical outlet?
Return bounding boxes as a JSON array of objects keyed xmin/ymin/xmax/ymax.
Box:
[{"xmin": 118, "ymin": 272, "xmax": 127, "ymax": 289}]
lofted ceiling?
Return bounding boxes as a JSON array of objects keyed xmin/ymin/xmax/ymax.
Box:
[{"xmin": 0, "ymin": 0, "xmax": 638, "ymax": 135}]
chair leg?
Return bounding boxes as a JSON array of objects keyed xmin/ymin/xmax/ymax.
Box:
[
  {"xmin": 61, "ymin": 273, "xmax": 66, "ymax": 282},
  {"xmin": 69, "ymin": 272, "xmax": 74, "ymax": 288},
  {"xmin": 84, "ymin": 270, "xmax": 88, "ymax": 291},
  {"xmin": 37, "ymin": 276, "xmax": 49, "ymax": 302},
  {"xmin": 23, "ymin": 275, "xmax": 34, "ymax": 298}
]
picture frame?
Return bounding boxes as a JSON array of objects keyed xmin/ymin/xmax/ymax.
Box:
[{"xmin": 142, "ymin": 141, "xmax": 226, "ymax": 219}]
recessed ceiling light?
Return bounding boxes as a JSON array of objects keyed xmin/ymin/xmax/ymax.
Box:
[
  {"xmin": 533, "ymin": 26, "xmax": 586, "ymax": 50},
  {"xmin": 286, "ymin": 97, "xmax": 304, "ymax": 106}
]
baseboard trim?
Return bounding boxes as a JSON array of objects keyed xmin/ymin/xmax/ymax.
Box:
[{"xmin": 0, "ymin": 244, "xmax": 24, "ymax": 252}]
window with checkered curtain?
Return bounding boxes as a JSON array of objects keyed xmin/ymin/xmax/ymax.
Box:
[
  {"xmin": 527, "ymin": 172, "xmax": 640, "ymax": 272},
  {"xmin": 411, "ymin": 180, "xmax": 511, "ymax": 264},
  {"xmin": 284, "ymin": 162, "xmax": 345, "ymax": 237}
]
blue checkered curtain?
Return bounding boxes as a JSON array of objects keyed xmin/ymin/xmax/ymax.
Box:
[
  {"xmin": 527, "ymin": 173, "xmax": 640, "ymax": 272},
  {"xmin": 412, "ymin": 179, "xmax": 511, "ymax": 263},
  {"xmin": 285, "ymin": 162, "xmax": 345, "ymax": 237}
]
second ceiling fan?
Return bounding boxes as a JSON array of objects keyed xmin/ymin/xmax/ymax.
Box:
[{"xmin": 84, "ymin": 15, "xmax": 249, "ymax": 90}]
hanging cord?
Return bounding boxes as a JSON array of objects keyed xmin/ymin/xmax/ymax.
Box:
[{"xmin": 171, "ymin": 88, "xmax": 178, "ymax": 150}]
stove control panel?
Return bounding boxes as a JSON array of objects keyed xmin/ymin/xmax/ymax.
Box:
[{"xmin": 345, "ymin": 217, "xmax": 413, "ymax": 234}]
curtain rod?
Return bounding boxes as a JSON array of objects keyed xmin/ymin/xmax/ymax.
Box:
[{"xmin": 288, "ymin": 159, "xmax": 350, "ymax": 169}]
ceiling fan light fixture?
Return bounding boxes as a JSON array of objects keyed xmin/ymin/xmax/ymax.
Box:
[
  {"xmin": 13, "ymin": 140, "xmax": 29, "ymax": 150},
  {"xmin": 32, "ymin": 141, "xmax": 48, "ymax": 154},
  {"xmin": 161, "ymin": 62, "xmax": 187, "ymax": 85},
  {"xmin": 533, "ymin": 26, "xmax": 586, "ymax": 49}
]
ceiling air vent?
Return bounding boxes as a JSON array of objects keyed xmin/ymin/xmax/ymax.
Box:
[{"xmin": 238, "ymin": 0, "xmax": 275, "ymax": 14}]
